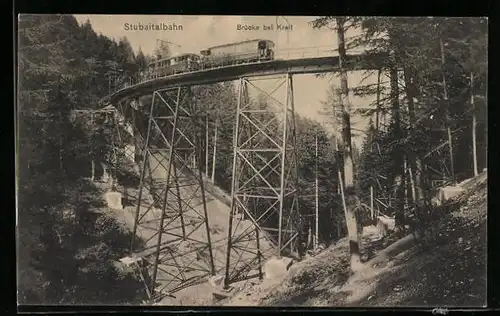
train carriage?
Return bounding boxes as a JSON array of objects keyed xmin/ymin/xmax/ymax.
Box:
[
  {"xmin": 200, "ymin": 39, "xmax": 275, "ymax": 68},
  {"xmin": 145, "ymin": 39, "xmax": 276, "ymax": 78},
  {"xmin": 148, "ymin": 53, "xmax": 201, "ymax": 78}
]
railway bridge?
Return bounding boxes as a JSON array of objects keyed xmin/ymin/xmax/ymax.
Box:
[{"xmin": 94, "ymin": 49, "xmax": 387, "ymax": 302}]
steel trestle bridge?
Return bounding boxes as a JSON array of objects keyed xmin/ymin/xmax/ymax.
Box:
[{"xmin": 94, "ymin": 49, "xmax": 386, "ymax": 301}]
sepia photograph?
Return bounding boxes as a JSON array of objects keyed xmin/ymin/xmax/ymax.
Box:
[{"xmin": 17, "ymin": 15, "xmax": 487, "ymax": 307}]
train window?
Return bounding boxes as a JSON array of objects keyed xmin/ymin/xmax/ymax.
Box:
[{"xmin": 258, "ymin": 40, "xmax": 267, "ymax": 49}]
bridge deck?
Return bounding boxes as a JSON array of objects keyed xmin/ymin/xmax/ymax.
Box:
[{"xmin": 107, "ymin": 53, "xmax": 387, "ymax": 104}]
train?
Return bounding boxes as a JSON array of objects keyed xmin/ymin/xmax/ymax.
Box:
[{"xmin": 145, "ymin": 39, "xmax": 276, "ymax": 78}]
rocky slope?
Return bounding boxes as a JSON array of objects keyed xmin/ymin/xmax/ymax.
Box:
[{"xmin": 222, "ymin": 171, "xmax": 487, "ymax": 307}]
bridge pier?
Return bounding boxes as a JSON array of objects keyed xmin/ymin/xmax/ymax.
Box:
[
  {"xmin": 129, "ymin": 86, "xmax": 216, "ymax": 301},
  {"xmin": 100, "ymin": 52, "xmax": 388, "ymax": 300},
  {"xmin": 224, "ymin": 74, "xmax": 300, "ymax": 289}
]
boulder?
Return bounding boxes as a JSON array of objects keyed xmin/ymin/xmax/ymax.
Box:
[
  {"xmin": 116, "ymin": 256, "xmax": 143, "ymax": 273},
  {"xmin": 119, "ymin": 255, "xmax": 142, "ymax": 267},
  {"xmin": 440, "ymin": 186, "xmax": 465, "ymax": 201},
  {"xmin": 377, "ymin": 216, "xmax": 395, "ymax": 231},
  {"xmin": 433, "ymin": 186, "xmax": 466, "ymax": 206},
  {"xmin": 263, "ymin": 256, "xmax": 294, "ymax": 280}
]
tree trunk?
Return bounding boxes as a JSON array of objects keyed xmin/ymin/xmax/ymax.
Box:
[
  {"xmin": 484, "ymin": 83, "xmax": 487, "ymax": 169},
  {"xmin": 59, "ymin": 113, "xmax": 64, "ymax": 171},
  {"xmin": 370, "ymin": 185, "xmax": 374, "ymax": 221},
  {"xmin": 337, "ymin": 218, "xmax": 341, "ymax": 239},
  {"xmin": 329, "ymin": 206, "xmax": 334, "ymax": 241},
  {"xmin": 336, "ymin": 17, "xmax": 362, "ymax": 272},
  {"xmin": 402, "ymin": 65, "xmax": 426, "ymax": 203},
  {"xmin": 211, "ymin": 117, "xmax": 219, "ymax": 184},
  {"xmin": 440, "ymin": 38, "xmax": 456, "ymax": 185},
  {"xmin": 315, "ymin": 134, "xmax": 319, "ymax": 248},
  {"xmin": 307, "ymin": 226, "xmax": 313, "ymax": 250},
  {"xmin": 471, "ymin": 71, "xmax": 478, "ymax": 176},
  {"xmin": 205, "ymin": 115, "xmax": 209, "ymax": 178},
  {"xmin": 407, "ymin": 160, "xmax": 417, "ymax": 202},
  {"xmin": 403, "ymin": 157, "xmax": 410, "ymax": 209},
  {"xmin": 375, "ymin": 69, "xmax": 382, "ymax": 131},
  {"xmin": 390, "ymin": 64, "xmax": 406, "ymax": 233}
]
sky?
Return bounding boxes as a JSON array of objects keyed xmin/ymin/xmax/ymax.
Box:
[{"xmin": 74, "ymin": 15, "xmax": 389, "ymax": 146}]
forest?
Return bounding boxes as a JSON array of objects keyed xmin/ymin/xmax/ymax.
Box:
[
  {"xmin": 312, "ymin": 16, "xmax": 487, "ymax": 270},
  {"xmin": 17, "ymin": 15, "xmax": 487, "ymax": 304},
  {"xmin": 18, "ymin": 15, "xmax": 150, "ymax": 304}
]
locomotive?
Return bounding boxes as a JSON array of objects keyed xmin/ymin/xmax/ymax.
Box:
[
  {"xmin": 146, "ymin": 39, "xmax": 275, "ymax": 78},
  {"xmin": 200, "ymin": 39, "xmax": 275, "ymax": 67}
]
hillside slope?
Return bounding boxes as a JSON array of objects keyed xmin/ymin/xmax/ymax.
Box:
[
  {"xmin": 109, "ymin": 151, "xmax": 275, "ymax": 304},
  {"xmin": 223, "ymin": 171, "xmax": 487, "ymax": 307}
]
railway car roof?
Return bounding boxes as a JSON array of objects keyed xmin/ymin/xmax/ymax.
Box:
[{"xmin": 206, "ymin": 39, "xmax": 274, "ymax": 50}]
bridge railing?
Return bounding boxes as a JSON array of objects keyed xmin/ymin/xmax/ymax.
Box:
[
  {"xmin": 275, "ymin": 46, "xmax": 367, "ymax": 60},
  {"xmin": 106, "ymin": 47, "xmax": 369, "ymax": 97},
  {"xmin": 275, "ymin": 47, "xmax": 336, "ymax": 60}
]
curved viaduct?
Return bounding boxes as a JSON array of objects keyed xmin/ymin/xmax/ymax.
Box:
[
  {"xmin": 107, "ymin": 53, "xmax": 387, "ymax": 104},
  {"xmin": 106, "ymin": 52, "xmax": 387, "ymax": 302}
]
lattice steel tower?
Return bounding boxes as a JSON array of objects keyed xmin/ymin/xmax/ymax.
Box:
[
  {"xmin": 126, "ymin": 86, "xmax": 216, "ymax": 300},
  {"xmin": 223, "ymin": 74, "xmax": 300, "ymax": 289}
]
